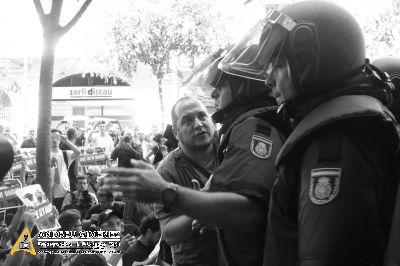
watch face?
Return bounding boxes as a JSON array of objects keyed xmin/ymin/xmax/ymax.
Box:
[{"xmin": 162, "ymin": 187, "xmax": 177, "ymax": 206}]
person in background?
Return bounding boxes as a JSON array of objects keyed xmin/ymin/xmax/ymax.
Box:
[
  {"xmin": 75, "ymin": 127, "xmax": 86, "ymax": 147},
  {"xmin": 123, "ymin": 215, "xmax": 162, "ymax": 266},
  {"xmin": 97, "ymin": 209, "xmax": 136, "ymax": 266},
  {"xmin": 1, "ymin": 125, "xmax": 18, "ymax": 148},
  {"xmin": 60, "ymin": 127, "xmax": 80, "ymax": 191},
  {"xmin": 51, "ymin": 129, "xmax": 81, "ymax": 211},
  {"xmin": 86, "ymin": 166, "xmax": 101, "ymax": 194},
  {"xmin": 111, "ymin": 135, "xmax": 142, "ymax": 168},
  {"xmin": 145, "ymin": 133, "xmax": 168, "ymax": 167},
  {"xmin": 61, "ymin": 175, "xmax": 98, "ymax": 217},
  {"xmin": 82, "ymin": 188, "xmax": 125, "ymax": 230},
  {"xmin": 20, "ymin": 129, "xmax": 36, "ymax": 148},
  {"xmin": 44, "ymin": 209, "xmax": 82, "ymax": 266},
  {"xmin": 87, "ymin": 121, "xmax": 114, "ymax": 155}
]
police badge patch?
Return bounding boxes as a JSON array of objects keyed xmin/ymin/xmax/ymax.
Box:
[
  {"xmin": 250, "ymin": 135, "xmax": 272, "ymax": 159},
  {"xmin": 309, "ymin": 168, "xmax": 341, "ymax": 205}
]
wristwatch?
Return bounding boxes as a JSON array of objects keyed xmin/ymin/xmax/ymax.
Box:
[{"xmin": 162, "ymin": 183, "xmax": 178, "ymax": 207}]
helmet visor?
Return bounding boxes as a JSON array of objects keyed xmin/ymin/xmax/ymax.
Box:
[
  {"xmin": 219, "ymin": 9, "xmax": 297, "ymax": 81},
  {"xmin": 181, "ymin": 48, "xmax": 228, "ymax": 89}
]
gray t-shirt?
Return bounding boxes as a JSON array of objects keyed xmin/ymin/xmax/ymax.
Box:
[{"xmin": 155, "ymin": 147, "xmax": 218, "ymax": 266}]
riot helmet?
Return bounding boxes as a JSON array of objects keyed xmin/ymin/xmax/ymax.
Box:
[
  {"xmin": 182, "ymin": 46, "xmax": 274, "ymax": 124},
  {"xmin": 181, "ymin": 47, "xmax": 230, "ymax": 90},
  {"xmin": 220, "ymin": 0, "xmax": 366, "ymax": 95},
  {"xmin": 372, "ymin": 57, "xmax": 400, "ymax": 122}
]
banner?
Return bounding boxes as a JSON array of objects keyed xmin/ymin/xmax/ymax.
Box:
[
  {"xmin": 79, "ymin": 153, "xmax": 107, "ymax": 165},
  {"xmin": 16, "ymin": 184, "xmax": 60, "ymax": 231},
  {"xmin": 0, "ymin": 179, "xmax": 23, "ymax": 210}
]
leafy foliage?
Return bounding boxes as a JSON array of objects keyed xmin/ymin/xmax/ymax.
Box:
[
  {"xmin": 107, "ymin": 0, "xmax": 231, "ymax": 81},
  {"xmin": 363, "ymin": 0, "xmax": 400, "ymax": 58}
]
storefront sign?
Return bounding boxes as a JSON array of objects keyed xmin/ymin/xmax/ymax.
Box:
[{"xmin": 52, "ymin": 86, "xmax": 134, "ymax": 101}]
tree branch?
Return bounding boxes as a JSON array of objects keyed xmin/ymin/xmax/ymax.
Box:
[
  {"xmin": 32, "ymin": 0, "xmax": 46, "ymax": 26},
  {"xmin": 50, "ymin": 0, "xmax": 63, "ymax": 24},
  {"xmin": 61, "ymin": 0, "xmax": 92, "ymax": 35}
]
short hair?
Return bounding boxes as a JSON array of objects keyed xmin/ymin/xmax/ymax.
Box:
[
  {"xmin": 152, "ymin": 133, "xmax": 163, "ymax": 144},
  {"xmin": 66, "ymin": 127, "xmax": 77, "ymax": 140},
  {"xmin": 139, "ymin": 214, "xmax": 160, "ymax": 235},
  {"xmin": 87, "ymin": 166, "xmax": 101, "ymax": 175},
  {"xmin": 123, "ymin": 136, "xmax": 131, "ymax": 143},
  {"xmin": 59, "ymin": 209, "xmax": 81, "ymax": 230},
  {"xmin": 97, "ymin": 188, "xmax": 114, "ymax": 199},
  {"xmin": 75, "ymin": 175, "xmax": 87, "ymax": 184},
  {"xmin": 170, "ymin": 96, "xmax": 201, "ymax": 128}
]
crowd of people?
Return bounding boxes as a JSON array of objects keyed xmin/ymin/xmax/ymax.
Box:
[
  {"xmin": 0, "ymin": 120, "xmax": 172, "ymax": 265},
  {"xmin": 1, "ymin": 0, "xmax": 400, "ymax": 265}
]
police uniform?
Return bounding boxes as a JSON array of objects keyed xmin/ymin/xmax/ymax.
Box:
[
  {"xmin": 210, "ymin": 104, "xmax": 289, "ymax": 266},
  {"xmin": 264, "ymin": 95, "xmax": 400, "ymax": 266}
]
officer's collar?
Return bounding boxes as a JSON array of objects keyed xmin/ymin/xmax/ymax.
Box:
[
  {"xmin": 218, "ymin": 96, "xmax": 276, "ymax": 135},
  {"xmin": 276, "ymin": 94, "xmax": 393, "ymax": 166}
]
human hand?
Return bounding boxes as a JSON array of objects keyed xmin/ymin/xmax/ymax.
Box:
[
  {"xmin": 104, "ymin": 160, "xmax": 168, "ymax": 203},
  {"xmin": 23, "ymin": 207, "xmax": 37, "ymax": 230},
  {"xmin": 0, "ymin": 224, "xmax": 9, "ymax": 239},
  {"xmin": 191, "ymin": 179, "xmax": 214, "ymax": 234},
  {"xmin": 118, "ymin": 234, "xmax": 135, "ymax": 252},
  {"xmin": 51, "ymin": 155, "xmax": 58, "ymax": 168},
  {"xmin": 59, "ymin": 134, "xmax": 68, "ymax": 143},
  {"xmin": 191, "ymin": 176, "xmax": 213, "ymax": 192},
  {"xmin": 90, "ymin": 214, "xmax": 100, "ymax": 224},
  {"xmin": 52, "ymin": 205, "xmax": 59, "ymax": 220}
]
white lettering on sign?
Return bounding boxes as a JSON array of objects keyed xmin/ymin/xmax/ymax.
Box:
[{"xmin": 36, "ymin": 204, "xmax": 53, "ymax": 218}]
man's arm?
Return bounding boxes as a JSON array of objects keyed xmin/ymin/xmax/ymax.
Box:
[
  {"xmin": 60, "ymin": 135, "xmax": 80, "ymax": 161},
  {"xmin": 159, "ymin": 214, "xmax": 198, "ymax": 245},
  {"xmin": 87, "ymin": 122, "xmax": 99, "ymax": 143},
  {"xmin": 106, "ymin": 165, "xmax": 265, "ymax": 232}
]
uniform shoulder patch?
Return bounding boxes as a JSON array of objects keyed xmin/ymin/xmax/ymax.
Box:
[
  {"xmin": 309, "ymin": 168, "xmax": 341, "ymax": 205},
  {"xmin": 250, "ymin": 134, "xmax": 272, "ymax": 159}
]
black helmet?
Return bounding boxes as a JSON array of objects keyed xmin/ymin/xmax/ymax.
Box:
[
  {"xmin": 182, "ymin": 46, "xmax": 273, "ymax": 123},
  {"xmin": 372, "ymin": 57, "xmax": 400, "ymax": 121},
  {"xmin": 220, "ymin": 0, "xmax": 366, "ymax": 93}
]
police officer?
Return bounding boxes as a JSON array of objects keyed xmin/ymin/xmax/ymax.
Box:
[
  {"xmin": 372, "ymin": 57, "xmax": 400, "ymax": 266},
  {"xmin": 219, "ymin": 1, "xmax": 400, "ymax": 265},
  {"xmin": 373, "ymin": 57, "xmax": 400, "ymax": 123},
  {"xmin": 107, "ymin": 47, "xmax": 290, "ymax": 266},
  {"xmin": 187, "ymin": 48, "xmax": 290, "ymax": 265}
]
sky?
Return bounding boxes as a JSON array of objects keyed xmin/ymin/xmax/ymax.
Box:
[
  {"xmin": 0, "ymin": 0, "xmax": 394, "ymax": 58},
  {"xmin": 0, "ymin": 0, "xmax": 395, "ymax": 133}
]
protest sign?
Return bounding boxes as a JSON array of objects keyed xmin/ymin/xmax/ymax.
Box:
[
  {"xmin": 79, "ymin": 153, "xmax": 107, "ymax": 165},
  {"xmin": 11, "ymin": 154, "xmax": 23, "ymax": 173},
  {"xmin": 0, "ymin": 179, "xmax": 23, "ymax": 210},
  {"xmin": 16, "ymin": 184, "xmax": 60, "ymax": 231}
]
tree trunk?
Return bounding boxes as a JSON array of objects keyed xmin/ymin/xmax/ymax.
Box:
[
  {"xmin": 36, "ymin": 37, "xmax": 57, "ymax": 201},
  {"xmin": 158, "ymin": 78, "xmax": 165, "ymax": 130}
]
